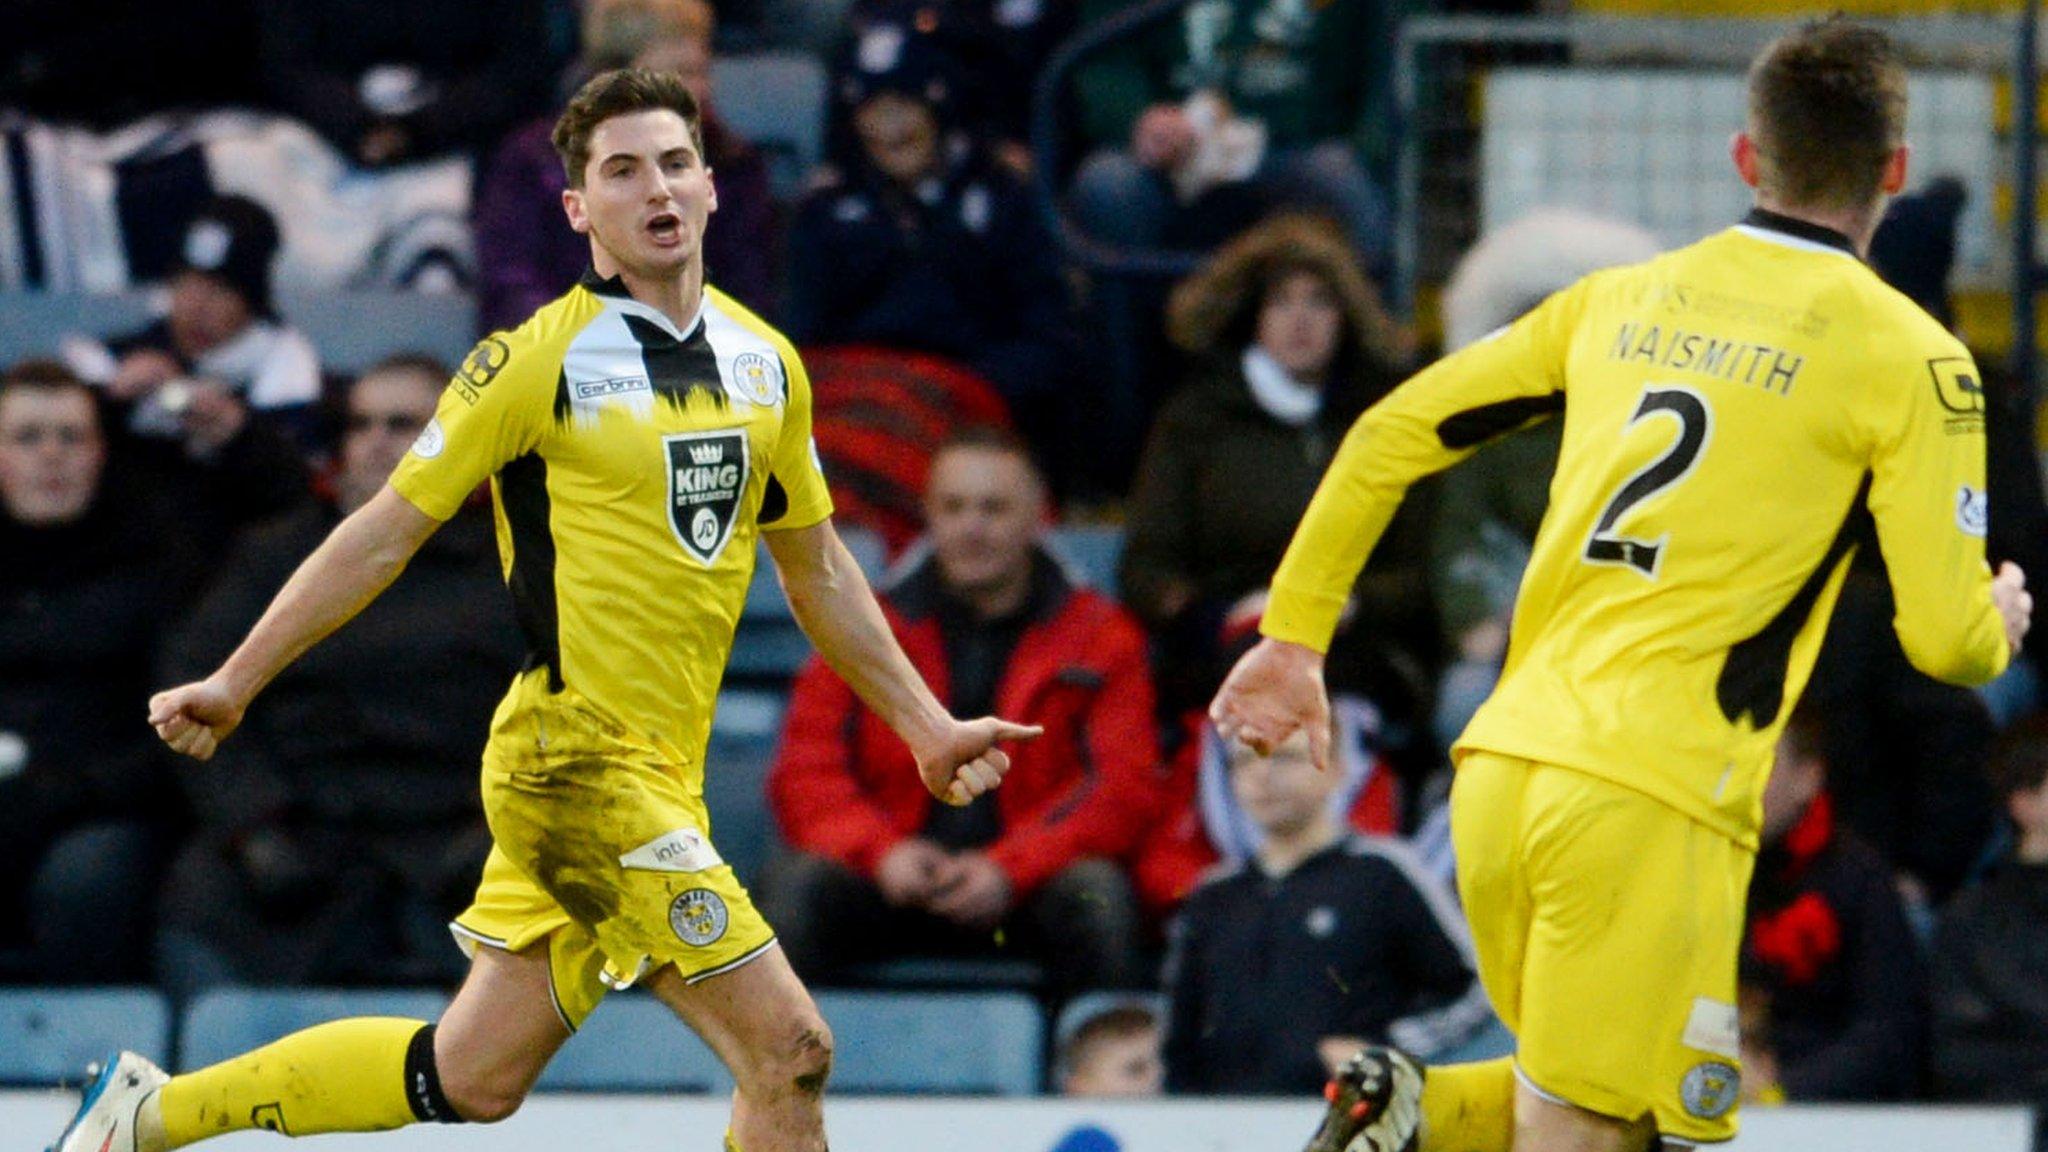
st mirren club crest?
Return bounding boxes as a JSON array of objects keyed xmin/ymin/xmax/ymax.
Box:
[{"xmin": 664, "ymin": 429, "xmax": 749, "ymax": 565}]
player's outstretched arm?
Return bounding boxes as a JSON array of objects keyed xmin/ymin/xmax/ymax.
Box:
[
  {"xmin": 149, "ymin": 484, "xmax": 443, "ymax": 760},
  {"xmin": 764, "ymin": 519, "xmax": 1041, "ymax": 805},
  {"xmin": 1209, "ymin": 637, "xmax": 1332, "ymax": 772}
]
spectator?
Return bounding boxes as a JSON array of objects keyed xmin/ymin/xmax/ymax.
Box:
[
  {"xmin": 254, "ymin": 0, "xmax": 554, "ymax": 167},
  {"xmin": 1056, "ymin": 999, "xmax": 1166, "ymax": 1097},
  {"xmin": 1131, "ymin": 695, "xmax": 1405, "ymax": 921},
  {"xmin": 828, "ymin": 0, "xmax": 1079, "ymax": 173},
  {"xmin": 0, "ymin": 361, "xmax": 193, "ymax": 983},
  {"xmin": 152, "ymin": 356, "xmax": 524, "ymax": 994},
  {"xmin": 1162, "ymin": 728, "xmax": 1486, "ymax": 1095},
  {"xmin": 1740, "ymin": 705, "xmax": 1926, "ymax": 1104},
  {"xmin": 763, "ymin": 428, "xmax": 1161, "ymax": 998},
  {"xmin": 1068, "ymin": 0, "xmax": 1398, "ymax": 266},
  {"xmin": 1800, "ymin": 178, "xmax": 2017, "ymax": 899},
  {"xmin": 62, "ymin": 196, "xmax": 314, "ymax": 536},
  {"xmin": 474, "ymin": 0, "xmax": 781, "ymax": 330},
  {"xmin": 1930, "ymin": 718, "xmax": 2048, "ymax": 1116},
  {"xmin": 1426, "ymin": 209, "xmax": 1662, "ymax": 750},
  {"xmin": 1119, "ymin": 214, "xmax": 1427, "ymax": 730},
  {"xmin": 784, "ymin": 22, "xmax": 1080, "ymax": 477}
]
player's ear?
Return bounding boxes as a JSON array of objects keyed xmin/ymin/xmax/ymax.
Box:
[
  {"xmin": 1879, "ymin": 143, "xmax": 1910, "ymax": 196},
  {"xmin": 705, "ymin": 167, "xmax": 719, "ymax": 216},
  {"xmin": 563, "ymin": 187, "xmax": 591, "ymax": 235},
  {"xmin": 1730, "ymin": 131, "xmax": 1761, "ymax": 189}
]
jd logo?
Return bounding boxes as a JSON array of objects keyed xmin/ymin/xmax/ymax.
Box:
[
  {"xmin": 664, "ymin": 430, "xmax": 748, "ymax": 566},
  {"xmin": 452, "ymin": 336, "xmax": 512, "ymax": 404}
]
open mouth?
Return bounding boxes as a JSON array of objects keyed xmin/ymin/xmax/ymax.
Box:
[{"xmin": 646, "ymin": 212, "xmax": 683, "ymax": 245}]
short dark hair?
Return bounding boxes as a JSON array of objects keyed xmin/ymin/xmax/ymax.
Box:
[
  {"xmin": 359, "ymin": 352, "xmax": 451, "ymax": 387},
  {"xmin": 1055, "ymin": 1006, "xmax": 1159, "ymax": 1084},
  {"xmin": 931, "ymin": 425, "xmax": 1042, "ymax": 489},
  {"xmin": 1747, "ymin": 17, "xmax": 1909, "ymax": 212},
  {"xmin": 1988, "ymin": 716, "xmax": 2048, "ymax": 800},
  {"xmin": 552, "ymin": 67, "xmax": 704, "ymax": 188},
  {"xmin": 1, "ymin": 358, "xmax": 92, "ymax": 401}
]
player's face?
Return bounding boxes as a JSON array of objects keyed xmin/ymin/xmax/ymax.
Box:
[
  {"xmin": 565, "ymin": 109, "xmax": 717, "ymax": 282},
  {"xmin": 1255, "ymin": 270, "xmax": 1344, "ymax": 383},
  {"xmin": 925, "ymin": 446, "xmax": 1044, "ymax": 600},
  {"xmin": 0, "ymin": 386, "xmax": 105, "ymax": 527},
  {"xmin": 1229, "ymin": 730, "xmax": 1335, "ymax": 838},
  {"xmin": 338, "ymin": 369, "xmax": 437, "ymax": 514}
]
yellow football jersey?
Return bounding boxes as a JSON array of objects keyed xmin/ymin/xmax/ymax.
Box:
[
  {"xmin": 1264, "ymin": 210, "xmax": 2008, "ymax": 846},
  {"xmin": 391, "ymin": 272, "xmax": 833, "ymax": 767}
]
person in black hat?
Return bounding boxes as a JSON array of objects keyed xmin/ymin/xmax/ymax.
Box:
[
  {"xmin": 784, "ymin": 18, "xmax": 1081, "ymax": 489},
  {"xmin": 62, "ymin": 196, "xmax": 315, "ymax": 543}
]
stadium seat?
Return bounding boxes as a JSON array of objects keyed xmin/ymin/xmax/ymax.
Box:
[
  {"xmin": 815, "ymin": 990, "xmax": 1043, "ymax": 1095},
  {"xmin": 730, "ymin": 527, "xmax": 888, "ymax": 683},
  {"xmin": 0, "ymin": 987, "xmax": 172, "ymax": 1086},
  {"xmin": 710, "ymin": 53, "xmax": 829, "ymax": 201},
  {"xmin": 836, "ymin": 956, "xmax": 1046, "ymax": 994},
  {"xmin": 178, "ymin": 987, "xmax": 449, "ymax": 1072},
  {"xmin": 0, "ymin": 290, "xmax": 475, "ymax": 378},
  {"xmin": 1045, "ymin": 525, "xmax": 1125, "ymax": 597},
  {"xmin": 703, "ymin": 688, "xmax": 789, "ymax": 883},
  {"xmin": 538, "ymin": 990, "xmax": 730, "ymax": 1093}
]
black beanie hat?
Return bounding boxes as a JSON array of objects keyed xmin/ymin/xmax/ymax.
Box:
[{"xmin": 173, "ymin": 194, "xmax": 281, "ymax": 318}]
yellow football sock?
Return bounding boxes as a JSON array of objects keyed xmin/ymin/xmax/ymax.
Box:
[
  {"xmin": 159, "ymin": 1017, "xmax": 439, "ymax": 1148},
  {"xmin": 724, "ymin": 1131, "xmax": 741, "ymax": 1152},
  {"xmin": 1420, "ymin": 1057, "xmax": 1516, "ymax": 1152}
]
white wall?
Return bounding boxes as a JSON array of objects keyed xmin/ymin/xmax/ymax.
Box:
[{"xmin": 5, "ymin": 1093, "xmax": 2034, "ymax": 1152}]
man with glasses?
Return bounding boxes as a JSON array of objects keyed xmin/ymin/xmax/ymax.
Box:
[{"xmin": 151, "ymin": 354, "xmax": 525, "ymax": 995}]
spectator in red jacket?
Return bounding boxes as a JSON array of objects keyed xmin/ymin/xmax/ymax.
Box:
[{"xmin": 761, "ymin": 427, "xmax": 1163, "ymax": 996}]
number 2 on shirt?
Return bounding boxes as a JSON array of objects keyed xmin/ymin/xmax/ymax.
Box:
[{"xmin": 1583, "ymin": 386, "xmax": 1713, "ymax": 578}]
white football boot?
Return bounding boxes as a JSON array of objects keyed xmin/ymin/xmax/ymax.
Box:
[{"xmin": 47, "ymin": 1051, "xmax": 168, "ymax": 1152}]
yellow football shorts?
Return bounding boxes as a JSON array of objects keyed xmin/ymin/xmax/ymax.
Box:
[
  {"xmin": 450, "ymin": 682, "xmax": 775, "ymax": 1031},
  {"xmin": 1451, "ymin": 751, "xmax": 1755, "ymax": 1145}
]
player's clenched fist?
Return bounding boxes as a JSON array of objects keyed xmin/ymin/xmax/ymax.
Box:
[
  {"xmin": 915, "ymin": 716, "xmax": 1043, "ymax": 806},
  {"xmin": 148, "ymin": 678, "xmax": 246, "ymax": 762}
]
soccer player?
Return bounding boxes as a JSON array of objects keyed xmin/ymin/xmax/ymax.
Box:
[
  {"xmin": 49, "ymin": 68, "xmax": 1038, "ymax": 1152},
  {"xmin": 1210, "ymin": 19, "xmax": 2032, "ymax": 1152}
]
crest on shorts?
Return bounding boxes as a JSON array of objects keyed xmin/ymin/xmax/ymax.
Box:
[
  {"xmin": 669, "ymin": 888, "xmax": 730, "ymax": 946},
  {"xmin": 1679, "ymin": 1061, "xmax": 1741, "ymax": 1120},
  {"xmin": 664, "ymin": 429, "xmax": 749, "ymax": 566}
]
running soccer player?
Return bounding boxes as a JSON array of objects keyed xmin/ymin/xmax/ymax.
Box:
[
  {"xmin": 51, "ymin": 68, "xmax": 1037, "ymax": 1152},
  {"xmin": 1210, "ymin": 19, "xmax": 2031, "ymax": 1152}
]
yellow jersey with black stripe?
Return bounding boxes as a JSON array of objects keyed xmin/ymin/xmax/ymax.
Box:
[
  {"xmin": 1263, "ymin": 210, "xmax": 2008, "ymax": 848},
  {"xmin": 391, "ymin": 271, "xmax": 832, "ymax": 768}
]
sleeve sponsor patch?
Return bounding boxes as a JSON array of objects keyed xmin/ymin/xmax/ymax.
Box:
[
  {"xmin": 452, "ymin": 335, "xmax": 513, "ymax": 404},
  {"xmin": 1927, "ymin": 356, "xmax": 1985, "ymax": 434}
]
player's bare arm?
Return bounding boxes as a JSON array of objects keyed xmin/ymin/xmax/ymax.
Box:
[
  {"xmin": 149, "ymin": 484, "xmax": 443, "ymax": 761},
  {"xmin": 764, "ymin": 518, "xmax": 1041, "ymax": 805}
]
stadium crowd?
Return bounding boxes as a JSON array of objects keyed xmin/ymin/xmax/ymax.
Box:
[{"xmin": 5, "ymin": 0, "xmax": 2048, "ymax": 1120}]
